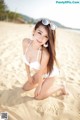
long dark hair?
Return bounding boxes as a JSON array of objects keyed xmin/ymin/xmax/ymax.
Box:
[{"xmin": 34, "ymin": 20, "xmax": 59, "ymax": 75}]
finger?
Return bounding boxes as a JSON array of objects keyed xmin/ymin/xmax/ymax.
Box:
[
  {"xmin": 35, "ymin": 93, "xmax": 38, "ymax": 97},
  {"xmin": 34, "ymin": 91, "xmax": 37, "ymax": 97},
  {"xmin": 36, "ymin": 91, "xmax": 40, "ymax": 96}
]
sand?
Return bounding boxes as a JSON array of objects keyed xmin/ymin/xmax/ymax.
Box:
[{"xmin": 0, "ymin": 21, "xmax": 80, "ymax": 120}]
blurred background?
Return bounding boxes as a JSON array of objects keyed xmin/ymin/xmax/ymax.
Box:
[{"xmin": 0, "ymin": 0, "xmax": 80, "ymax": 30}]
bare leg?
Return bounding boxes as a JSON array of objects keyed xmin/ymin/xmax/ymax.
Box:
[
  {"xmin": 34, "ymin": 77, "xmax": 68, "ymax": 100},
  {"xmin": 22, "ymin": 75, "xmax": 39, "ymax": 91},
  {"xmin": 22, "ymin": 81, "xmax": 38, "ymax": 91}
]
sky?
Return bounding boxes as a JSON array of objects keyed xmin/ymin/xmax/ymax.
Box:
[{"xmin": 4, "ymin": 0, "xmax": 80, "ymax": 29}]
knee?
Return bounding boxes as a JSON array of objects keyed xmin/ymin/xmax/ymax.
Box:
[
  {"xmin": 34, "ymin": 95, "xmax": 43, "ymax": 100},
  {"xmin": 34, "ymin": 93, "xmax": 48, "ymax": 100},
  {"xmin": 34, "ymin": 92, "xmax": 44, "ymax": 100},
  {"xmin": 22, "ymin": 83, "xmax": 28, "ymax": 91},
  {"xmin": 22, "ymin": 81, "xmax": 31, "ymax": 91}
]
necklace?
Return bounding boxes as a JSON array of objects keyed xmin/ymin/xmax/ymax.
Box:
[
  {"xmin": 26, "ymin": 41, "xmax": 42, "ymax": 63},
  {"xmin": 31, "ymin": 40, "xmax": 42, "ymax": 51}
]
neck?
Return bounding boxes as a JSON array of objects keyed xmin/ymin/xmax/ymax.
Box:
[{"xmin": 32, "ymin": 40, "xmax": 42, "ymax": 50}]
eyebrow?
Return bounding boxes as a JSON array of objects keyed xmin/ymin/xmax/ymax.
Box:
[
  {"xmin": 38, "ymin": 30, "xmax": 43, "ymax": 33},
  {"xmin": 38, "ymin": 30, "xmax": 48, "ymax": 37}
]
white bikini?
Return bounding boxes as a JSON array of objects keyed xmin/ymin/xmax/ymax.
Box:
[
  {"xmin": 23, "ymin": 41, "xmax": 60, "ymax": 78},
  {"xmin": 23, "ymin": 56, "xmax": 40, "ymax": 70},
  {"xmin": 23, "ymin": 41, "xmax": 41, "ymax": 70}
]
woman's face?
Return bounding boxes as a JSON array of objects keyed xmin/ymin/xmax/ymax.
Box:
[{"xmin": 33, "ymin": 25, "xmax": 49, "ymax": 46}]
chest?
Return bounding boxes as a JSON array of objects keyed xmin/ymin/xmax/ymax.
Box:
[{"xmin": 25, "ymin": 46, "xmax": 42, "ymax": 64}]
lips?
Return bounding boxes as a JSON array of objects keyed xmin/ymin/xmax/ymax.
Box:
[{"xmin": 36, "ymin": 40, "xmax": 42, "ymax": 43}]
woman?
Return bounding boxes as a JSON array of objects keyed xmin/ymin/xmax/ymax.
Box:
[{"xmin": 22, "ymin": 19, "xmax": 67, "ymax": 100}]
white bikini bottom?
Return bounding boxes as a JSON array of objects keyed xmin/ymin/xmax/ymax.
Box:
[{"xmin": 42, "ymin": 66, "xmax": 60, "ymax": 79}]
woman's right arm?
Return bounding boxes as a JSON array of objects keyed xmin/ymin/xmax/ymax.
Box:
[
  {"xmin": 22, "ymin": 38, "xmax": 33, "ymax": 82},
  {"xmin": 25, "ymin": 64, "xmax": 31, "ymax": 80}
]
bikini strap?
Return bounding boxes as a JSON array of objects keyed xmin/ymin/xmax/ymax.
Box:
[
  {"xmin": 25, "ymin": 40, "xmax": 41, "ymax": 61},
  {"xmin": 36, "ymin": 48, "xmax": 41, "ymax": 61},
  {"xmin": 25, "ymin": 40, "xmax": 32, "ymax": 53}
]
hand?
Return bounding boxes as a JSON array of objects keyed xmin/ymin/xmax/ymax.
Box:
[
  {"xmin": 34, "ymin": 85, "xmax": 42, "ymax": 97},
  {"xmin": 28, "ymin": 76, "xmax": 33, "ymax": 84}
]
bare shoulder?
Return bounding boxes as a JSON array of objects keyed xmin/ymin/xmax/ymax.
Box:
[
  {"xmin": 22, "ymin": 38, "xmax": 31, "ymax": 47},
  {"xmin": 22, "ymin": 38, "xmax": 31, "ymax": 52}
]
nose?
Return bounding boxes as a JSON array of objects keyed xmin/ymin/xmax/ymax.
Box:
[{"xmin": 38, "ymin": 36, "xmax": 44, "ymax": 42}]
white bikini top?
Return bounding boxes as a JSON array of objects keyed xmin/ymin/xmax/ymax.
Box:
[{"xmin": 23, "ymin": 41, "xmax": 41, "ymax": 70}]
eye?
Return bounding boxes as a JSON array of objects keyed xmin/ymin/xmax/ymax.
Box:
[
  {"xmin": 38, "ymin": 32, "xmax": 41, "ymax": 35},
  {"xmin": 45, "ymin": 36, "xmax": 48, "ymax": 39}
]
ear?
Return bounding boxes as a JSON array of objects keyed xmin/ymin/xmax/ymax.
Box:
[{"xmin": 33, "ymin": 29, "xmax": 35, "ymax": 36}]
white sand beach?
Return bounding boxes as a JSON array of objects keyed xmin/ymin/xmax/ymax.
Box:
[{"xmin": 0, "ymin": 21, "xmax": 80, "ymax": 120}]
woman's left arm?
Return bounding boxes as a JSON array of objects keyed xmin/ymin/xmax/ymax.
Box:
[
  {"xmin": 36, "ymin": 49, "xmax": 49, "ymax": 85},
  {"xmin": 34, "ymin": 49, "xmax": 50, "ymax": 96}
]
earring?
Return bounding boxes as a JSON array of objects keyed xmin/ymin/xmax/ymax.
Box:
[{"xmin": 43, "ymin": 42, "xmax": 48, "ymax": 47}]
